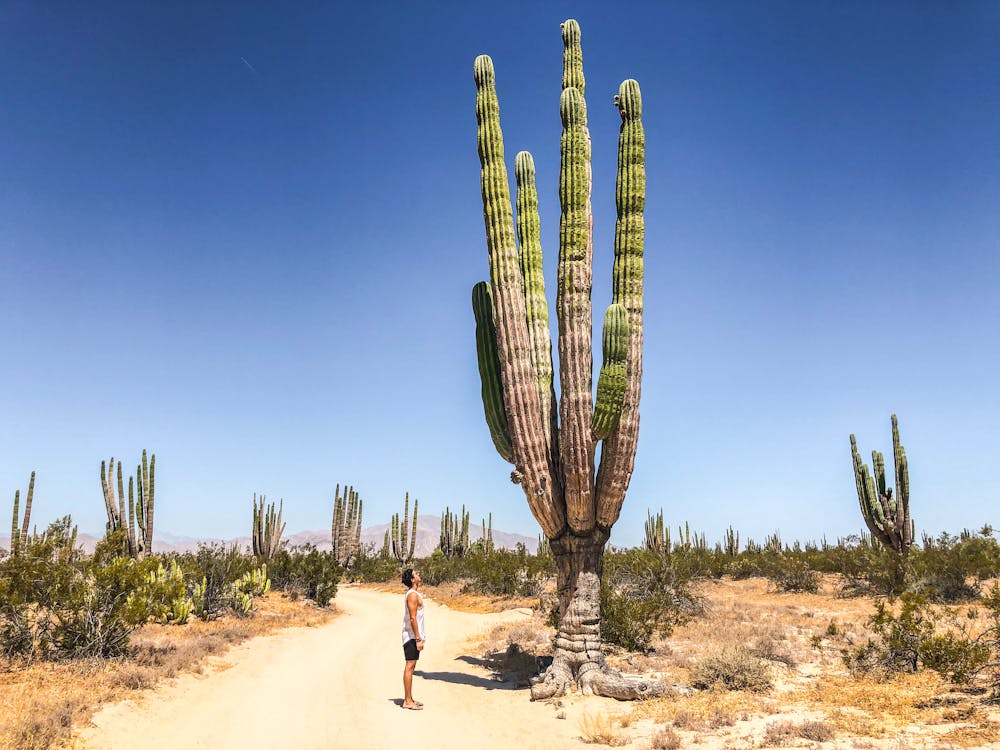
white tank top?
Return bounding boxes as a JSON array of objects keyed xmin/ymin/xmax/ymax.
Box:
[{"xmin": 401, "ymin": 588, "xmax": 425, "ymax": 644}]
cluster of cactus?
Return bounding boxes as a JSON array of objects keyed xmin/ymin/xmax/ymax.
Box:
[
  {"xmin": 389, "ymin": 493, "xmax": 418, "ymax": 564},
  {"xmin": 722, "ymin": 525, "xmax": 740, "ymax": 556},
  {"xmin": 439, "ymin": 505, "xmax": 471, "ymax": 559},
  {"xmin": 252, "ymin": 493, "xmax": 285, "ymax": 562},
  {"xmin": 537, "ymin": 534, "xmax": 551, "ymax": 558},
  {"xmin": 128, "ymin": 559, "xmax": 191, "ymax": 625},
  {"xmin": 764, "ymin": 531, "xmax": 784, "ymax": 555},
  {"xmin": 230, "ymin": 564, "xmax": 270, "ymax": 616},
  {"xmin": 480, "ymin": 513, "xmax": 494, "ymax": 555},
  {"xmin": 100, "ymin": 450, "xmax": 156, "ymax": 559},
  {"xmin": 644, "ymin": 510, "xmax": 670, "ymax": 554},
  {"xmin": 331, "ymin": 484, "xmax": 363, "ymax": 567},
  {"xmin": 851, "ymin": 414, "xmax": 913, "ymax": 557},
  {"xmin": 192, "ymin": 576, "xmax": 209, "ymax": 620},
  {"xmin": 9, "ymin": 471, "xmax": 36, "ymax": 557}
]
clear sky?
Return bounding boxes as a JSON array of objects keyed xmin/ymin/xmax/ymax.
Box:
[{"xmin": 2, "ymin": 1, "xmax": 998, "ymax": 549}]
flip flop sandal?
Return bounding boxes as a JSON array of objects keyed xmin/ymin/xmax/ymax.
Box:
[{"xmin": 403, "ymin": 704, "xmax": 424, "ymax": 711}]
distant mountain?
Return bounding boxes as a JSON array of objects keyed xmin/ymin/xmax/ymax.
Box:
[{"xmin": 0, "ymin": 515, "xmax": 538, "ymax": 557}]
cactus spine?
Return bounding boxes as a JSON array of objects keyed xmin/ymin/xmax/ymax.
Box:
[
  {"xmin": 252, "ymin": 494, "xmax": 285, "ymax": 562},
  {"xmin": 331, "ymin": 484, "xmax": 363, "ymax": 567},
  {"xmin": 439, "ymin": 505, "xmax": 470, "ymax": 560},
  {"xmin": 100, "ymin": 452, "xmax": 155, "ymax": 559},
  {"xmin": 472, "ymin": 20, "xmax": 655, "ymax": 699},
  {"xmin": 390, "ymin": 493, "xmax": 418, "ymax": 564},
  {"xmin": 9, "ymin": 472, "xmax": 36, "ymax": 557},
  {"xmin": 851, "ymin": 414, "xmax": 913, "ymax": 557}
]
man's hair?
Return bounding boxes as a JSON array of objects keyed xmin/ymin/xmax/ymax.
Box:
[{"xmin": 402, "ymin": 568, "xmax": 414, "ymax": 588}]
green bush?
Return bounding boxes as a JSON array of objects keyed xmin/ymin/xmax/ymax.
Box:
[
  {"xmin": 844, "ymin": 592, "xmax": 991, "ymax": 684},
  {"xmin": 175, "ymin": 544, "xmax": 255, "ymax": 621},
  {"xmin": 460, "ymin": 548, "xmax": 548, "ymax": 598},
  {"xmin": 600, "ymin": 548, "xmax": 703, "ymax": 652},
  {"xmin": 268, "ymin": 546, "xmax": 340, "ymax": 607},
  {"xmin": 350, "ymin": 547, "xmax": 400, "ymax": 583},
  {"xmin": 763, "ymin": 555, "xmax": 820, "ymax": 594}
]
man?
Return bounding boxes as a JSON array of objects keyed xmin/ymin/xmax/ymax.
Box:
[{"xmin": 401, "ymin": 568, "xmax": 425, "ymax": 710}]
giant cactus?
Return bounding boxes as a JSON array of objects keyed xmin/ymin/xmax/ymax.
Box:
[
  {"xmin": 389, "ymin": 493, "xmax": 418, "ymax": 565},
  {"xmin": 331, "ymin": 484, "xmax": 363, "ymax": 567},
  {"xmin": 9, "ymin": 471, "xmax": 36, "ymax": 557},
  {"xmin": 100, "ymin": 451, "xmax": 156, "ymax": 559},
  {"xmin": 472, "ymin": 20, "xmax": 657, "ymax": 699},
  {"xmin": 252, "ymin": 493, "xmax": 285, "ymax": 562},
  {"xmin": 851, "ymin": 414, "xmax": 913, "ymax": 557}
]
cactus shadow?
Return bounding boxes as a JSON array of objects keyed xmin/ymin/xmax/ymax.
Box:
[{"xmin": 415, "ymin": 670, "xmax": 522, "ymax": 691}]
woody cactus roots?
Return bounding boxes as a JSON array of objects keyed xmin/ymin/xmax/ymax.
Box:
[
  {"xmin": 472, "ymin": 20, "xmax": 659, "ymax": 699},
  {"xmin": 331, "ymin": 484, "xmax": 363, "ymax": 567},
  {"xmin": 9, "ymin": 472, "xmax": 36, "ymax": 557},
  {"xmin": 100, "ymin": 451, "xmax": 156, "ymax": 559},
  {"xmin": 851, "ymin": 414, "xmax": 913, "ymax": 557},
  {"xmin": 252, "ymin": 494, "xmax": 286, "ymax": 562},
  {"xmin": 390, "ymin": 493, "xmax": 418, "ymax": 565}
]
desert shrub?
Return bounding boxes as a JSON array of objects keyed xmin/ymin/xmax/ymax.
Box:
[
  {"xmin": 461, "ymin": 548, "xmax": 546, "ymax": 598},
  {"xmin": 649, "ymin": 726, "xmax": 682, "ymax": 750},
  {"xmin": 350, "ymin": 547, "xmax": 400, "ymax": 583},
  {"xmin": 689, "ymin": 646, "xmax": 772, "ymax": 692},
  {"xmin": 909, "ymin": 530, "xmax": 1000, "ymax": 603},
  {"xmin": 600, "ymin": 548, "xmax": 703, "ymax": 652},
  {"xmin": 844, "ymin": 592, "xmax": 990, "ymax": 683},
  {"xmin": 762, "ymin": 555, "xmax": 820, "ymax": 593},
  {"xmin": 763, "ymin": 719, "xmax": 834, "ymax": 745},
  {"xmin": 268, "ymin": 546, "xmax": 340, "ymax": 606}
]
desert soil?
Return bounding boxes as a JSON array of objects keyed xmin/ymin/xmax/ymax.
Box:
[{"xmin": 72, "ymin": 585, "xmax": 612, "ymax": 750}]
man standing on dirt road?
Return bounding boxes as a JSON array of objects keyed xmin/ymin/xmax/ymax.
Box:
[{"xmin": 401, "ymin": 568, "xmax": 426, "ymax": 710}]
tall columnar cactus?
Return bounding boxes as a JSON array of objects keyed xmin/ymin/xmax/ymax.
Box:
[
  {"xmin": 472, "ymin": 20, "xmax": 653, "ymax": 699},
  {"xmin": 851, "ymin": 414, "xmax": 913, "ymax": 557},
  {"xmin": 100, "ymin": 451, "xmax": 156, "ymax": 559},
  {"xmin": 389, "ymin": 493, "xmax": 418, "ymax": 565},
  {"xmin": 439, "ymin": 505, "xmax": 470, "ymax": 560},
  {"xmin": 481, "ymin": 513, "xmax": 494, "ymax": 555},
  {"xmin": 331, "ymin": 484, "xmax": 363, "ymax": 567},
  {"xmin": 9, "ymin": 472, "xmax": 36, "ymax": 557},
  {"xmin": 252, "ymin": 493, "xmax": 286, "ymax": 562},
  {"xmin": 723, "ymin": 525, "xmax": 740, "ymax": 557}
]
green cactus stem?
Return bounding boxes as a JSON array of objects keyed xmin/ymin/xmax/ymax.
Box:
[
  {"xmin": 390, "ymin": 493, "xmax": 418, "ymax": 565},
  {"xmin": 331, "ymin": 484, "xmax": 363, "ymax": 568},
  {"xmin": 723, "ymin": 525, "xmax": 740, "ymax": 556},
  {"xmin": 851, "ymin": 414, "xmax": 913, "ymax": 557},
  {"xmin": 473, "ymin": 282, "xmax": 513, "ymax": 462},
  {"xmin": 9, "ymin": 471, "xmax": 36, "ymax": 557},
  {"xmin": 252, "ymin": 493, "xmax": 286, "ymax": 562},
  {"xmin": 591, "ymin": 304, "xmax": 629, "ymax": 439}
]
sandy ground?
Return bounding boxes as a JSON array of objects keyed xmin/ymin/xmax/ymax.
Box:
[{"xmin": 72, "ymin": 585, "xmax": 620, "ymax": 750}]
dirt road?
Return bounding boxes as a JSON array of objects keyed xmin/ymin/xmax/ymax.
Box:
[{"xmin": 74, "ymin": 585, "xmax": 602, "ymax": 750}]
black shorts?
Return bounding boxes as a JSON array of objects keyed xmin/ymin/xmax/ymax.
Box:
[{"xmin": 403, "ymin": 638, "xmax": 420, "ymax": 661}]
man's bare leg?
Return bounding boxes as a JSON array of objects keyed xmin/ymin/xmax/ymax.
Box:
[{"xmin": 403, "ymin": 660, "xmax": 422, "ymax": 709}]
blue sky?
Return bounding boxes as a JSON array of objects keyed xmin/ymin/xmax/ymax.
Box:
[{"xmin": 2, "ymin": 1, "xmax": 997, "ymax": 549}]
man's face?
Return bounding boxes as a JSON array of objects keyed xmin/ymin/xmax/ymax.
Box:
[{"xmin": 413, "ymin": 570, "xmax": 422, "ymax": 585}]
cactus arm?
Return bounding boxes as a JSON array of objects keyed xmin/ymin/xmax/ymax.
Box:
[
  {"xmin": 401, "ymin": 493, "xmax": 409, "ymax": 562},
  {"xmin": 145, "ymin": 452, "xmax": 155, "ymax": 555},
  {"xmin": 473, "ymin": 54, "xmax": 564, "ymax": 538},
  {"xmin": 556, "ymin": 45, "xmax": 597, "ymax": 533},
  {"xmin": 408, "ymin": 497, "xmax": 418, "ymax": 563},
  {"xmin": 595, "ymin": 78, "xmax": 646, "ymax": 529},
  {"xmin": 473, "ymin": 282, "xmax": 514, "ymax": 462},
  {"xmin": 11, "ymin": 489, "xmax": 19, "ymax": 555},
  {"xmin": 892, "ymin": 414, "xmax": 911, "ymax": 548},
  {"xmin": 514, "ymin": 151, "xmax": 557, "ymax": 451},
  {"xmin": 591, "ymin": 305, "xmax": 629, "ymax": 440},
  {"xmin": 353, "ymin": 496, "xmax": 363, "ymax": 562},
  {"xmin": 101, "ymin": 459, "xmax": 120, "ymax": 530}
]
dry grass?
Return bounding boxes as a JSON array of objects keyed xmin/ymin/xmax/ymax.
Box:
[
  {"xmin": 762, "ymin": 718, "xmax": 835, "ymax": 744},
  {"xmin": 0, "ymin": 592, "xmax": 334, "ymax": 750},
  {"xmin": 579, "ymin": 711, "xmax": 629, "ymax": 746},
  {"xmin": 648, "ymin": 726, "xmax": 682, "ymax": 749}
]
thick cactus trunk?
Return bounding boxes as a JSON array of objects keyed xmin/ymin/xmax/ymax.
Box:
[{"xmin": 531, "ymin": 532, "xmax": 665, "ymax": 700}]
